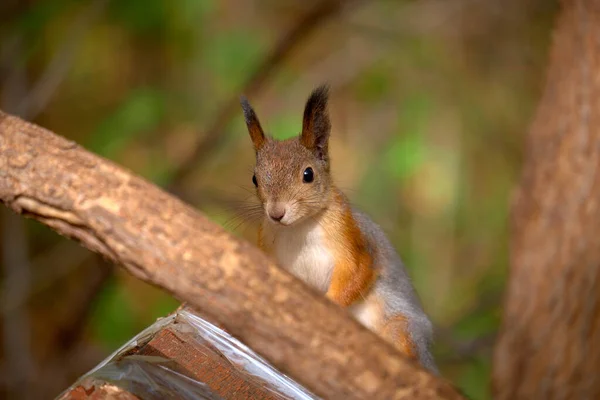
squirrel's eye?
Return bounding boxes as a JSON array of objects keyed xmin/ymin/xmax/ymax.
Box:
[
  {"xmin": 252, "ymin": 174, "xmax": 258, "ymax": 187},
  {"xmin": 303, "ymin": 167, "xmax": 314, "ymax": 183}
]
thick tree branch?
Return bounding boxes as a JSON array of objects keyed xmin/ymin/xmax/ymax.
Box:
[
  {"xmin": 0, "ymin": 111, "xmax": 463, "ymax": 399},
  {"xmin": 493, "ymin": 0, "xmax": 600, "ymax": 398}
]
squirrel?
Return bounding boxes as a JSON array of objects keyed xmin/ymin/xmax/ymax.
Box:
[{"xmin": 239, "ymin": 85, "xmax": 438, "ymax": 373}]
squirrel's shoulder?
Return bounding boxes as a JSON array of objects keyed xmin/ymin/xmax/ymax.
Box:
[{"xmin": 326, "ymin": 187, "xmax": 396, "ymax": 254}]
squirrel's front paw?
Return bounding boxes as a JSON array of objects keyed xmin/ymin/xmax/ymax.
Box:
[
  {"xmin": 325, "ymin": 290, "xmax": 336, "ymax": 302},
  {"xmin": 325, "ymin": 289, "xmax": 347, "ymax": 307}
]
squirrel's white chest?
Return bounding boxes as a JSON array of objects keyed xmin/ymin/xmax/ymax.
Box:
[{"xmin": 269, "ymin": 221, "xmax": 334, "ymax": 293}]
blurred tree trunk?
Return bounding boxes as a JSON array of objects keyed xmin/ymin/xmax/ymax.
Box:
[{"xmin": 493, "ymin": 0, "xmax": 600, "ymax": 398}]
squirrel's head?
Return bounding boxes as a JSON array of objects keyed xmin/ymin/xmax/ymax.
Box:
[{"xmin": 240, "ymin": 85, "xmax": 332, "ymax": 227}]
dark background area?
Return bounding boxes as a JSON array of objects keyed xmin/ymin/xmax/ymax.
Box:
[{"xmin": 0, "ymin": 0, "xmax": 558, "ymax": 398}]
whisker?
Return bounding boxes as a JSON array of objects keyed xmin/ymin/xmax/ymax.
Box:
[
  {"xmin": 236, "ymin": 185, "xmax": 257, "ymax": 196},
  {"xmin": 223, "ymin": 212, "xmax": 264, "ymax": 233}
]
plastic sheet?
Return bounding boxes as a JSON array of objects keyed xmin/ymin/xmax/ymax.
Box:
[{"xmin": 57, "ymin": 307, "xmax": 319, "ymax": 400}]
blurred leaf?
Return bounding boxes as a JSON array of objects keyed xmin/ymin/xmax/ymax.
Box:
[
  {"xmin": 204, "ymin": 30, "xmax": 264, "ymax": 92},
  {"xmin": 383, "ymin": 92, "xmax": 432, "ymax": 180},
  {"xmin": 457, "ymin": 356, "xmax": 492, "ymax": 400},
  {"xmin": 167, "ymin": 0, "xmax": 216, "ymax": 57},
  {"xmin": 272, "ymin": 68, "xmax": 299, "ymax": 92},
  {"xmin": 454, "ymin": 308, "xmax": 500, "ymax": 340},
  {"xmin": 269, "ymin": 112, "xmax": 300, "ymax": 140},
  {"xmin": 151, "ymin": 294, "xmax": 180, "ymax": 318},
  {"xmin": 87, "ymin": 88, "xmax": 166, "ymax": 158},
  {"xmin": 384, "ymin": 133, "xmax": 425, "ymax": 180},
  {"xmin": 145, "ymin": 159, "xmax": 173, "ymax": 186},
  {"xmin": 177, "ymin": 0, "xmax": 216, "ymax": 25},
  {"xmin": 108, "ymin": 0, "xmax": 167, "ymax": 35},
  {"xmin": 354, "ymin": 64, "xmax": 391, "ymax": 102},
  {"xmin": 9, "ymin": 0, "xmax": 73, "ymax": 62},
  {"xmin": 357, "ymin": 95, "xmax": 431, "ymax": 223},
  {"xmin": 479, "ymin": 260, "xmax": 508, "ymax": 298},
  {"xmin": 403, "ymin": 36, "xmax": 444, "ymax": 70},
  {"xmin": 90, "ymin": 279, "xmax": 137, "ymax": 350},
  {"xmin": 15, "ymin": 0, "xmax": 71, "ymax": 35},
  {"xmin": 356, "ymin": 164, "xmax": 392, "ymax": 219}
]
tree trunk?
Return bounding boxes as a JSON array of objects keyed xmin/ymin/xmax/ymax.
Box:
[
  {"xmin": 0, "ymin": 111, "xmax": 463, "ymax": 400},
  {"xmin": 493, "ymin": 1, "xmax": 600, "ymax": 399}
]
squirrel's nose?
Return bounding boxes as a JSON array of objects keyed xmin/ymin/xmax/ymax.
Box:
[{"xmin": 268, "ymin": 205, "xmax": 286, "ymax": 222}]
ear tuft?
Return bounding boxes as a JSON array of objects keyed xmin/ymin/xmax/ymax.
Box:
[
  {"xmin": 240, "ymin": 95, "xmax": 265, "ymax": 151},
  {"xmin": 300, "ymin": 84, "xmax": 331, "ymax": 161}
]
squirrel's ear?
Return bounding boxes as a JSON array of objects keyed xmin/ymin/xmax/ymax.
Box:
[
  {"xmin": 240, "ymin": 95, "xmax": 265, "ymax": 151},
  {"xmin": 300, "ymin": 84, "xmax": 331, "ymax": 161}
]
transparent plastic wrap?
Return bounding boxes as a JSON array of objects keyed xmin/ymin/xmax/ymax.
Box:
[{"xmin": 58, "ymin": 307, "xmax": 319, "ymax": 400}]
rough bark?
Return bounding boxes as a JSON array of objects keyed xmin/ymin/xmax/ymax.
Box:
[
  {"xmin": 493, "ymin": 1, "xmax": 600, "ymax": 399},
  {"xmin": 0, "ymin": 111, "xmax": 463, "ymax": 400}
]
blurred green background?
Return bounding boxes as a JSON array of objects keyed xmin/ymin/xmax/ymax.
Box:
[{"xmin": 0, "ymin": 0, "xmax": 558, "ymax": 398}]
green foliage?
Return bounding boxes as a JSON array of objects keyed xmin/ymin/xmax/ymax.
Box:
[
  {"xmin": 107, "ymin": 0, "xmax": 168, "ymax": 35},
  {"xmin": 269, "ymin": 112, "xmax": 302, "ymax": 140},
  {"xmin": 152, "ymin": 294, "xmax": 181, "ymax": 318},
  {"xmin": 384, "ymin": 92, "xmax": 432, "ymax": 179},
  {"xmin": 5, "ymin": 1, "xmax": 557, "ymax": 397},
  {"xmin": 177, "ymin": 0, "xmax": 216, "ymax": 25},
  {"xmin": 354, "ymin": 65, "xmax": 391, "ymax": 102},
  {"xmin": 454, "ymin": 309, "xmax": 500, "ymax": 340},
  {"xmin": 89, "ymin": 277, "xmax": 180, "ymax": 350},
  {"xmin": 87, "ymin": 88, "xmax": 166, "ymax": 158},
  {"xmin": 457, "ymin": 357, "xmax": 493, "ymax": 400},
  {"xmin": 14, "ymin": 0, "xmax": 72, "ymax": 35},
  {"xmin": 355, "ymin": 163, "xmax": 392, "ymax": 221},
  {"xmin": 89, "ymin": 278, "xmax": 138, "ymax": 350},
  {"xmin": 384, "ymin": 131, "xmax": 425, "ymax": 181},
  {"xmin": 145, "ymin": 153, "xmax": 175, "ymax": 186},
  {"xmin": 203, "ymin": 30, "xmax": 265, "ymax": 92}
]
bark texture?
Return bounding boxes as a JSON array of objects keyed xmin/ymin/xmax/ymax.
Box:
[
  {"xmin": 0, "ymin": 111, "xmax": 463, "ymax": 400},
  {"xmin": 493, "ymin": 1, "xmax": 600, "ymax": 399}
]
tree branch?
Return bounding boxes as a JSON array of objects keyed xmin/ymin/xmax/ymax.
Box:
[
  {"xmin": 0, "ymin": 110, "xmax": 463, "ymax": 399},
  {"xmin": 493, "ymin": 0, "xmax": 600, "ymax": 398}
]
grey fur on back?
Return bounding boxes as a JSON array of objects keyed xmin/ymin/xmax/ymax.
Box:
[{"xmin": 352, "ymin": 208, "xmax": 438, "ymax": 374}]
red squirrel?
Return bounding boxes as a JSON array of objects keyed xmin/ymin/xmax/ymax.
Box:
[{"xmin": 240, "ymin": 85, "xmax": 437, "ymax": 372}]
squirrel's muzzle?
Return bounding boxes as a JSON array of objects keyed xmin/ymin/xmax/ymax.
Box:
[{"xmin": 267, "ymin": 203, "xmax": 287, "ymax": 223}]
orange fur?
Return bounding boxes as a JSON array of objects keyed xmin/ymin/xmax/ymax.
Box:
[
  {"xmin": 380, "ymin": 314, "xmax": 418, "ymax": 361},
  {"xmin": 324, "ymin": 190, "xmax": 376, "ymax": 307}
]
